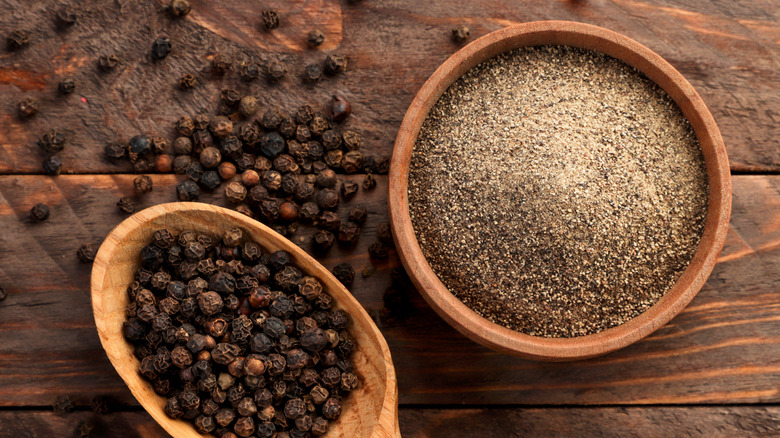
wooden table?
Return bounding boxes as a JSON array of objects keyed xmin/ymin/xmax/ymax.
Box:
[{"xmin": 1, "ymin": 0, "xmax": 778, "ymax": 436}]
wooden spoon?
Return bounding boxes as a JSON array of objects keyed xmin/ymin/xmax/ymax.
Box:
[{"xmin": 91, "ymin": 202, "xmax": 400, "ymax": 437}]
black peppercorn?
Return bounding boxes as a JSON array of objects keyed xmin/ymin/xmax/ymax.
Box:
[
  {"xmin": 17, "ymin": 97, "xmax": 38, "ymax": 119},
  {"xmin": 307, "ymin": 30, "xmax": 324, "ymax": 47},
  {"xmin": 177, "ymin": 180, "xmax": 200, "ymax": 201},
  {"xmin": 267, "ymin": 61, "xmax": 287, "ymax": 82},
  {"xmin": 302, "ymin": 63, "xmax": 323, "ymax": 82},
  {"xmin": 129, "ymin": 135, "xmax": 152, "ymax": 155},
  {"xmin": 238, "ymin": 59, "xmax": 260, "ymax": 81},
  {"xmin": 30, "ymin": 203, "xmax": 50, "ymax": 222},
  {"xmin": 331, "ymin": 263, "xmax": 354, "ymax": 287},
  {"xmin": 77, "ymin": 243, "xmax": 98, "ymax": 264},
  {"xmin": 312, "ymin": 230, "xmax": 335, "ymax": 253},
  {"xmin": 212, "ymin": 54, "xmax": 232, "ymax": 74},
  {"xmin": 97, "ymin": 54, "xmax": 120, "ymax": 71},
  {"xmin": 259, "ymin": 132, "xmax": 285, "ymax": 158},
  {"xmin": 342, "ymin": 150, "xmax": 363, "ymax": 174},
  {"xmin": 316, "ymin": 189, "xmax": 339, "ymax": 210},
  {"xmin": 376, "ymin": 222, "xmax": 393, "ymax": 244},
  {"xmin": 169, "ymin": 0, "xmax": 192, "ymax": 17},
  {"xmin": 179, "ymin": 73, "xmax": 198, "ymax": 90},
  {"xmin": 452, "ymin": 24, "xmax": 470, "ymax": 43},
  {"xmin": 38, "ymin": 129, "xmax": 66, "ymax": 155},
  {"xmin": 262, "ymin": 9, "xmax": 280, "ymax": 30},
  {"xmin": 347, "ymin": 206, "xmax": 367, "ymax": 224},
  {"xmin": 7, "ymin": 30, "xmax": 30, "ymax": 51},
  {"xmin": 134, "ymin": 175, "xmax": 153, "ymax": 194},
  {"xmin": 42, "ymin": 155, "xmax": 63, "ymax": 175},
  {"xmin": 117, "ymin": 197, "xmax": 135, "ymax": 214},
  {"xmin": 362, "ymin": 173, "xmax": 376, "ymax": 190},
  {"xmin": 58, "ymin": 78, "xmax": 76, "ymax": 94},
  {"xmin": 151, "ymin": 37, "xmax": 172, "ymax": 60},
  {"xmin": 324, "ymin": 54, "xmax": 347, "ymax": 75}
]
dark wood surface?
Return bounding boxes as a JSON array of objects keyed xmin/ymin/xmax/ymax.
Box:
[{"xmin": 0, "ymin": 0, "xmax": 778, "ymax": 436}]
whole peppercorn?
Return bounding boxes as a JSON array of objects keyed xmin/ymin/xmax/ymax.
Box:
[
  {"xmin": 239, "ymin": 96, "xmax": 259, "ymax": 118},
  {"xmin": 279, "ymin": 117, "xmax": 296, "ymax": 139},
  {"xmin": 324, "ymin": 54, "xmax": 347, "ymax": 75},
  {"xmin": 134, "ymin": 175, "xmax": 153, "ymax": 194},
  {"xmin": 7, "ymin": 30, "xmax": 30, "ymax": 51},
  {"xmin": 262, "ymin": 9, "xmax": 280, "ymax": 30},
  {"xmin": 173, "ymin": 155, "xmax": 193, "ymax": 174},
  {"xmin": 186, "ymin": 162, "xmax": 205, "ymax": 182},
  {"xmin": 239, "ymin": 59, "xmax": 260, "ymax": 81},
  {"xmin": 211, "ymin": 53, "xmax": 232, "ymax": 74},
  {"xmin": 295, "ymin": 183, "xmax": 315, "ymax": 203},
  {"xmin": 312, "ymin": 230, "xmax": 335, "ymax": 253},
  {"xmin": 315, "ymin": 169, "xmax": 337, "ymax": 188},
  {"xmin": 177, "ymin": 180, "xmax": 200, "ymax": 201},
  {"xmin": 199, "ymin": 147, "xmax": 221, "ymax": 168},
  {"xmin": 240, "ymin": 170, "xmax": 260, "ymax": 187},
  {"xmin": 338, "ymin": 221, "xmax": 361, "ymax": 246},
  {"xmin": 210, "ymin": 116, "xmax": 233, "ymax": 138},
  {"xmin": 331, "ymin": 94, "xmax": 351, "ymax": 122},
  {"xmin": 452, "ymin": 24, "xmax": 470, "ymax": 43},
  {"xmin": 169, "ymin": 0, "xmax": 192, "ymax": 17},
  {"xmin": 117, "ymin": 197, "xmax": 135, "ymax": 214},
  {"xmin": 362, "ymin": 173, "xmax": 376, "ymax": 190},
  {"xmin": 77, "ymin": 243, "xmax": 98, "ymax": 264},
  {"xmin": 272, "ymin": 154, "xmax": 298, "ymax": 174},
  {"xmin": 234, "ymin": 416, "xmax": 255, "ymax": 437},
  {"xmin": 17, "ymin": 97, "xmax": 38, "ymax": 119},
  {"xmin": 321, "ymin": 130, "xmax": 342, "ymax": 151},
  {"xmin": 368, "ymin": 242, "xmax": 389, "ymax": 259},
  {"xmin": 155, "ymin": 154, "xmax": 174, "ymax": 172},
  {"xmin": 176, "ymin": 116, "xmax": 195, "ymax": 137},
  {"xmin": 294, "ymin": 105, "xmax": 315, "ymax": 125},
  {"xmin": 58, "ymin": 78, "xmax": 76, "ymax": 94},
  {"xmin": 317, "ymin": 211, "xmax": 340, "ymax": 231},
  {"xmin": 30, "ymin": 203, "xmax": 50, "ymax": 222},
  {"xmin": 303, "ymin": 63, "xmax": 323, "ymax": 82},
  {"xmin": 262, "ymin": 170, "xmax": 282, "ymax": 191},
  {"xmin": 103, "ymin": 142, "xmax": 127, "ymax": 161},
  {"xmin": 179, "ymin": 73, "xmax": 198, "ymax": 90},
  {"xmin": 342, "ymin": 130, "xmax": 361, "ymax": 151},
  {"xmin": 215, "ymin": 408, "xmax": 236, "ymax": 427},
  {"xmin": 218, "ymin": 161, "xmax": 237, "ymax": 180},
  {"xmin": 56, "ymin": 7, "xmax": 77, "ymax": 28},
  {"xmin": 198, "ymin": 171, "xmax": 219, "ymax": 190},
  {"xmin": 194, "ymin": 415, "xmax": 216, "ymax": 434},
  {"xmin": 321, "ymin": 398, "xmax": 342, "ymax": 420},
  {"xmin": 235, "ymin": 153, "xmax": 255, "ymax": 172},
  {"xmin": 295, "ymin": 124, "xmax": 312, "ymax": 143},
  {"xmin": 225, "ymin": 181, "xmax": 247, "ymax": 203},
  {"xmin": 316, "ymin": 189, "xmax": 339, "ymax": 210},
  {"xmin": 42, "ymin": 156, "xmax": 63, "ymax": 175},
  {"xmin": 129, "ymin": 135, "xmax": 152, "ymax": 156},
  {"xmin": 221, "ymin": 88, "xmax": 241, "ymax": 107},
  {"xmin": 150, "ymin": 136, "xmax": 169, "ymax": 154},
  {"xmin": 97, "ymin": 54, "xmax": 120, "ymax": 71},
  {"xmin": 259, "ymin": 199, "xmax": 280, "ymax": 221},
  {"xmin": 151, "ymin": 37, "xmax": 172, "ymax": 60},
  {"xmin": 284, "ymin": 398, "xmax": 306, "ymax": 419},
  {"xmin": 38, "ymin": 129, "xmax": 66, "ymax": 155},
  {"xmin": 332, "ymin": 263, "xmax": 354, "ymax": 287},
  {"xmin": 299, "ymin": 202, "xmax": 320, "ymax": 223},
  {"xmin": 278, "ymin": 202, "xmax": 299, "ymax": 222},
  {"xmin": 261, "ymin": 109, "xmax": 284, "ymax": 130},
  {"xmin": 309, "ymin": 117, "xmax": 329, "ymax": 137},
  {"xmin": 342, "ymin": 150, "xmax": 363, "ymax": 174},
  {"xmin": 307, "ymin": 30, "xmax": 324, "ymax": 47},
  {"xmin": 376, "ymin": 222, "xmax": 393, "ymax": 244},
  {"xmin": 340, "ymin": 181, "xmax": 359, "ymax": 200},
  {"xmin": 347, "ymin": 206, "xmax": 367, "ymax": 224},
  {"xmin": 267, "ymin": 61, "xmax": 287, "ymax": 82}
]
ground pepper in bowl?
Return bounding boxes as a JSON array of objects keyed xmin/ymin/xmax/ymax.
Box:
[{"xmin": 408, "ymin": 45, "xmax": 709, "ymax": 338}]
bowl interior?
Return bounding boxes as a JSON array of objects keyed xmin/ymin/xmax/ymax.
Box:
[
  {"xmin": 91, "ymin": 202, "xmax": 399, "ymax": 437},
  {"xmin": 389, "ymin": 21, "xmax": 731, "ymax": 361}
]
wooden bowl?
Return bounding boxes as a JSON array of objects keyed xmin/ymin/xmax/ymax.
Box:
[
  {"xmin": 389, "ymin": 21, "xmax": 731, "ymax": 361},
  {"xmin": 91, "ymin": 202, "xmax": 400, "ymax": 437}
]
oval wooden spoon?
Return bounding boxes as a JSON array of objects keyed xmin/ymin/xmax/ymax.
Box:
[{"xmin": 91, "ymin": 202, "xmax": 400, "ymax": 438}]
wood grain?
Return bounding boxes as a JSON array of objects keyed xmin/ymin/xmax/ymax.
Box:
[
  {"xmin": 1, "ymin": 406, "xmax": 778, "ymax": 438},
  {"xmin": 0, "ymin": 174, "xmax": 779, "ymax": 406},
  {"xmin": 0, "ymin": 0, "xmax": 777, "ymax": 173}
]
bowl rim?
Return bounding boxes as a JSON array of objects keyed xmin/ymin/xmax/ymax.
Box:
[
  {"xmin": 388, "ymin": 20, "xmax": 732, "ymax": 361},
  {"xmin": 91, "ymin": 202, "xmax": 400, "ymax": 436}
]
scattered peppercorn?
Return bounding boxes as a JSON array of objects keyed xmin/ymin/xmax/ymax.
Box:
[
  {"xmin": 376, "ymin": 222, "xmax": 393, "ymax": 245},
  {"xmin": 261, "ymin": 9, "xmax": 280, "ymax": 30},
  {"xmin": 42, "ymin": 155, "xmax": 63, "ymax": 175},
  {"xmin": 331, "ymin": 94, "xmax": 351, "ymax": 122},
  {"xmin": 368, "ymin": 241, "xmax": 389, "ymax": 259},
  {"xmin": 303, "ymin": 63, "xmax": 323, "ymax": 82},
  {"xmin": 332, "ymin": 263, "xmax": 355, "ymax": 287},
  {"xmin": 117, "ymin": 197, "xmax": 135, "ymax": 214},
  {"xmin": 307, "ymin": 29, "xmax": 324, "ymax": 47},
  {"xmin": 7, "ymin": 30, "xmax": 30, "ymax": 51},
  {"xmin": 238, "ymin": 59, "xmax": 260, "ymax": 81},
  {"xmin": 267, "ymin": 61, "xmax": 287, "ymax": 82},
  {"xmin": 97, "ymin": 54, "xmax": 120, "ymax": 71},
  {"xmin": 212, "ymin": 54, "xmax": 232, "ymax": 74},
  {"xmin": 179, "ymin": 73, "xmax": 198, "ymax": 90},
  {"xmin": 177, "ymin": 180, "xmax": 200, "ymax": 201},
  {"xmin": 134, "ymin": 175, "xmax": 153, "ymax": 194},
  {"xmin": 324, "ymin": 54, "xmax": 347, "ymax": 75},
  {"xmin": 362, "ymin": 173, "xmax": 376, "ymax": 190},
  {"xmin": 30, "ymin": 203, "xmax": 50, "ymax": 222},
  {"xmin": 17, "ymin": 97, "xmax": 38, "ymax": 119},
  {"xmin": 58, "ymin": 78, "xmax": 76, "ymax": 94},
  {"xmin": 151, "ymin": 37, "xmax": 172, "ymax": 60},
  {"xmin": 169, "ymin": 0, "xmax": 192, "ymax": 17},
  {"xmin": 452, "ymin": 24, "xmax": 470, "ymax": 43}
]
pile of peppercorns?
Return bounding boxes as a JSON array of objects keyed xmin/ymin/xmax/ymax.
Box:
[
  {"xmin": 124, "ymin": 227, "xmax": 359, "ymax": 437},
  {"xmin": 106, "ymin": 91, "xmax": 389, "ymax": 259}
]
